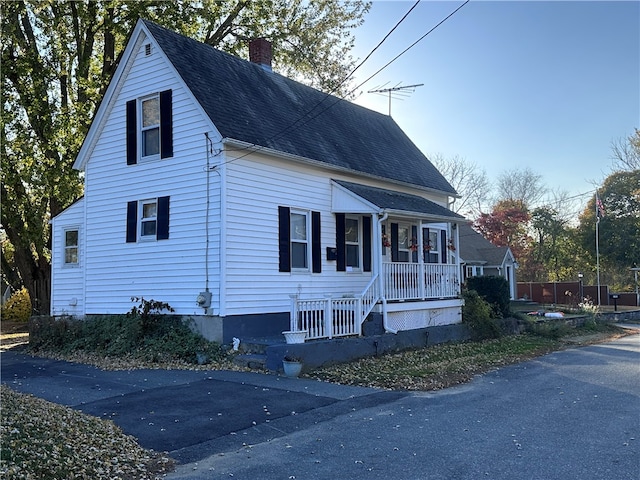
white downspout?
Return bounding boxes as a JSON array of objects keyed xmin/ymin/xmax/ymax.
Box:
[{"xmin": 377, "ymin": 211, "xmax": 396, "ymax": 334}]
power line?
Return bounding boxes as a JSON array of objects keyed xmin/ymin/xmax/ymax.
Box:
[
  {"xmin": 222, "ymin": 0, "xmax": 469, "ymax": 166},
  {"xmin": 216, "ymin": 1, "xmax": 421, "ymax": 165}
]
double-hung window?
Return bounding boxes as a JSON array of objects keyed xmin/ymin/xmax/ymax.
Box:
[
  {"xmin": 290, "ymin": 211, "xmax": 309, "ymax": 270},
  {"xmin": 126, "ymin": 90, "xmax": 173, "ymax": 165},
  {"xmin": 126, "ymin": 196, "xmax": 170, "ymax": 243},
  {"xmin": 278, "ymin": 206, "xmax": 321, "ymax": 273},
  {"xmin": 64, "ymin": 229, "xmax": 79, "ymax": 265},
  {"xmin": 336, "ymin": 214, "xmax": 371, "ymax": 272},
  {"xmin": 140, "ymin": 200, "xmax": 158, "ymax": 238},
  {"xmin": 345, "ymin": 217, "xmax": 360, "ymax": 269},
  {"xmin": 141, "ymin": 95, "xmax": 160, "ymax": 158}
]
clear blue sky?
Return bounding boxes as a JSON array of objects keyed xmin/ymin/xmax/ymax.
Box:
[{"xmin": 350, "ymin": 1, "xmax": 639, "ymax": 206}]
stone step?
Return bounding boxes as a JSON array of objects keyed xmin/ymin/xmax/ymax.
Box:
[
  {"xmin": 232, "ymin": 353, "xmax": 267, "ymax": 370},
  {"xmin": 236, "ymin": 336, "xmax": 285, "ymax": 355}
]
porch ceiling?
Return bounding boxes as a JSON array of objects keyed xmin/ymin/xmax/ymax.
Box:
[{"xmin": 333, "ymin": 180, "xmax": 467, "ymax": 222}]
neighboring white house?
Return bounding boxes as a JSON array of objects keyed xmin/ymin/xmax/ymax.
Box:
[
  {"xmin": 51, "ymin": 19, "xmax": 466, "ymax": 344},
  {"xmin": 457, "ymin": 224, "xmax": 518, "ymax": 299}
]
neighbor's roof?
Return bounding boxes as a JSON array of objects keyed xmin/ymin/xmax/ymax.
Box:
[
  {"xmin": 143, "ymin": 20, "xmax": 457, "ymax": 196},
  {"xmin": 335, "ymin": 180, "xmax": 465, "ymax": 222},
  {"xmin": 458, "ymin": 223, "xmax": 513, "ymax": 265}
]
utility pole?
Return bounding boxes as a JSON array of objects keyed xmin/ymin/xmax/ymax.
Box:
[{"xmin": 368, "ymin": 83, "xmax": 424, "ymax": 117}]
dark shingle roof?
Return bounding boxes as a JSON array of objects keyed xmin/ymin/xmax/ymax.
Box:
[
  {"xmin": 335, "ymin": 181, "xmax": 465, "ymax": 221},
  {"xmin": 458, "ymin": 223, "xmax": 511, "ymax": 265},
  {"xmin": 143, "ymin": 20, "xmax": 457, "ymax": 195}
]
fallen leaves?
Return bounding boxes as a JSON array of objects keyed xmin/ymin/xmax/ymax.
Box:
[
  {"xmin": 0, "ymin": 385, "xmax": 174, "ymax": 479},
  {"xmin": 306, "ymin": 335, "xmax": 564, "ymax": 391}
]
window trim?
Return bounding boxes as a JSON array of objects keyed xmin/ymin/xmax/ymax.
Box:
[
  {"xmin": 63, "ymin": 227, "xmax": 80, "ymax": 267},
  {"xmin": 290, "ymin": 209, "xmax": 310, "ymax": 271},
  {"xmin": 126, "ymin": 196, "xmax": 170, "ymax": 243},
  {"xmin": 278, "ymin": 207, "xmax": 321, "ymax": 273},
  {"xmin": 345, "ymin": 215, "xmax": 361, "ymax": 271},
  {"xmin": 126, "ymin": 90, "xmax": 173, "ymax": 165},
  {"xmin": 139, "ymin": 198, "xmax": 158, "ymax": 240},
  {"xmin": 139, "ymin": 93, "xmax": 161, "ymax": 160}
]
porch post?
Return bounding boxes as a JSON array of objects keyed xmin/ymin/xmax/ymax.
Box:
[
  {"xmin": 418, "ymin": 222, "xmax": 425, "ymax": 299},
  {"xmin": 324, "ymin": 296, "xmax": 333, "ymax": 339},
  {"xmin": 454, "ymin": 223, "xmax": 461, "ymax": 294},
  {"xmin": 289, "ymin": 294, "xmax": 298, "ymax": 331}
]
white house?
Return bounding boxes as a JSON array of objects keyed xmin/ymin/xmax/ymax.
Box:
[{"xmin": 51, "ymin": 19, "xmax": 466, "ymax": 344}]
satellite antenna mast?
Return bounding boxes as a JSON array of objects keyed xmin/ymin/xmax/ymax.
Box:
[{"xmin": 368, "ymin": 83, "xmax": 424, "ymax": 116}]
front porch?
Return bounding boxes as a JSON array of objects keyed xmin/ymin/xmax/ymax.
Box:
[{"xmin": 289, "ymin": 262, "xmax": 462, "ymax": 341}]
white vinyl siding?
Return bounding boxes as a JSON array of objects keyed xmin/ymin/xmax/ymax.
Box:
[
  {"xmin": 80, "ymin": 36, "xmax": 221, "ymax": 316},
  {"xmin": 51, "ymin": 199, "xmax": 85, "ymax": 316}
]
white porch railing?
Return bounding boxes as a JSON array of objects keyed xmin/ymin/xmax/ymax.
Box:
[
  {"xmin": 383, "ymin": 262, "xmax": 459, "ymax": 301},
  {"xmin": 290, "ymin": 274, "xmax": 380, "ymax": 340},
  {"xmin": 290, "ymin": 264, "xmax": 459, "ymax": 341}
]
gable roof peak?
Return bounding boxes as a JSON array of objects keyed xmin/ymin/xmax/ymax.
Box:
[{"xmin": 131, "ymin": 20, "xmax": 457, "ymax": 196}]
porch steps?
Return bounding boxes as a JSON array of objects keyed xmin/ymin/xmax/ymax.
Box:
[
  {"xmin": 232, "ymin": 336, "xmax": 285, "ymax": 371},
  {"xmin": 232, "ymin": 353, "xmax": 267, "ymax": 370}
]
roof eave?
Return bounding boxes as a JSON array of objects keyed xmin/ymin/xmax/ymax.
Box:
[{"xmin": 222, "ymin": 138, "xmax": 459, "ymax": 198}]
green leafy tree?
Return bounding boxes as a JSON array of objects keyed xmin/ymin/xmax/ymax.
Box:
[
  {"xmin": 577, "ymin": 170, "xmax": 640, "ymax": 290},
  {"xmin": 1, "ymin": 0, "xmax": 369, "ymax": 313}
]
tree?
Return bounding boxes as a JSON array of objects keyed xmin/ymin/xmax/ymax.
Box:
[
  {"xmin": 610, "ymin": 129, "xmax": 640, "ymax": 172},
  {"xmin": 576, "ymin": 170, "xmax": 640, "ymax": 289},
  {"xmin": 1, "ymin": 0, "xmax": 370, "ymax": 314},
  {"xmin": 474, "ymin": 199, "xmax": 531, "ymax": 262},
  {"xmin": 495, "ymin": 167, "xmax": 546, "ymax": 210},
  {"xmin": 430, "ymin": 153, "xmax": 491, "ymax": 217}
]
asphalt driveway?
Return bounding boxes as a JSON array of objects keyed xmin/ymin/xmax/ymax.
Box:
[{"xmin": 2, "ymin": 330, "xmax": 639, "ymax": 479}]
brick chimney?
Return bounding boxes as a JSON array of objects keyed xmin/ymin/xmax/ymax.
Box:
[{"xmin": 249, "ymin": 38, "xmax": 272, "ymax": 71}]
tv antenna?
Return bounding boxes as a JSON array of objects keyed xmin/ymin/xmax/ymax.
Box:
[{"xmin": 368, "ymin": 82, "xmax": 424, "ymax": 116}]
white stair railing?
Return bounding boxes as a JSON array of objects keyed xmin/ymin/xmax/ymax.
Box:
[{"xmin": 290, "ymin": 273, "xmax": 381, "ymax": 340}]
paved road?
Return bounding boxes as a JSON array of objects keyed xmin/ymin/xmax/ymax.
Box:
[{"xmin": 2, "ymin": 331, "xmax": 639, "ymax": 480}]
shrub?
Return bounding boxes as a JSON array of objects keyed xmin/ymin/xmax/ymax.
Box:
[
  {"xmin": 1, "ymin": 288, "xmax": 32, "ymax": 323},
  {"xmin": 29, "ymin": 299, "xmax": 226, "ymax": 365},
  {"xmin": 466, "ymin": 276, "xmax": 511, "ymax": 318},
  {"xmin": 462, "ymin": 289, "xmax": 502, "ymax": 340}
]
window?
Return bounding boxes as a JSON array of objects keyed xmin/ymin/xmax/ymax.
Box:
[
  {"xmin": 345, "ymin": 217, "xmax": 360, "ymax": 269},
  {"xmin": 141, "ymin": 95, "xmax": 160, "ymax": 157},
  {"xmin": 64, "ymin": 229, "xmax": 79, "ymax": 265},
  {"xmin": 336, "ymin": 214, "xmax": 371, "ymax": 272},
  {"xmin": 278, "ymin": 206, "xmax": 321, "ymax": 273},
  {"xmin": 126, "ymin": 90, "xmax": 173, "ymax": 165},
  {"xmin": 126, "ymin": 196, "xmax": 170, "ymax": 242},
  {"xmin": 140, "ymin": 200, "xmax": 157, "ymax": 238},
  {"xmin": 290, "ymin": 212, "xmax": 309, "ymax": 269}
]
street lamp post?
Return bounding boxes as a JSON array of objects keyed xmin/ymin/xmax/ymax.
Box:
[
  {"xmin": 631, "ymin": 268, "xmax": 640, "ymax": 307},
  {"xmin": 578, "ymin": 272, "xmax": 584, "ymax": 303}
]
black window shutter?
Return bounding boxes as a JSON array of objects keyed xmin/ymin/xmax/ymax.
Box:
[
  {"xmin": 411, "ymin": 225, "xmax": 418, "ymax": 263},
  {"xmin": 159, "ymin": 90, "xmax": 173, "ymax": 158},
  {"xmin": 126, "ymin": 100, "xmax": 137, "ymax": 165},
  {"xmin": 335, "ymin": 213, "xmax": 346, "ymax": 272},
  {"xmin": 126, "ymin": 201, "xmax": 137, "ymax": 242},
  {"xmin": 441, "ymin": 229, "xmax": 447, "ymax": 263},
  {"xmin": 278, "ymin": 206, "xmax": 291, "ymax": 272},
  {"xmin": 362, "ymin": 216, "xmax": 372, "ymax": 272},
  {"xmin": 311, "ymin": 211, "xmax": 321, "ymax": 273},
  {"xmin": 423, "ymin": 228, "xmax": 430, "ymax": 263},
  {"xmin": 391, "ymin": 223, "xmax": 399, "ymax": 262},
  {"xmin": 157, "ymin": 196, "xmax": 170, "ymax": 240}
]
